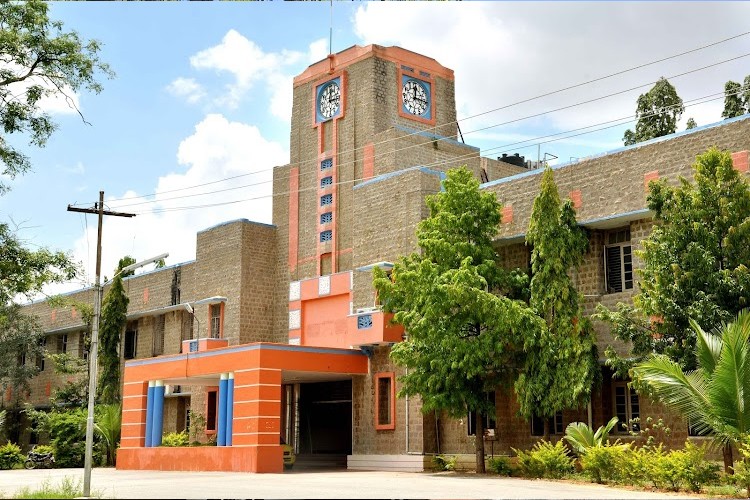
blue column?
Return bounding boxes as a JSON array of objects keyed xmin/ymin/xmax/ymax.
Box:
[
  {"xmin": 226, "ymin": 373, "xmax": 234, "ymax": 446},
  {"xmin": 151, "ymin": 380, "xmax": 165, "ymax": 447},
  {"xmin": 217, "ymin": 373, "xmax": 228, "ymax": 446},
  {"xmin": 145, "ymin": 381, "xmax": 155, "ymax": 447}
]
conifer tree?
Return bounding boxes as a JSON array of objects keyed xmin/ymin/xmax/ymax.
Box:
[
  {"xmin": 97, "ymin": 258, "xmax": 131, "ymax": 404},
  {"xmin": 515, "ymin": 167, "xmax": 597, "ymax": 439}
]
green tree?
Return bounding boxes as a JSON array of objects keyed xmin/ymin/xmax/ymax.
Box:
[
  {"xmin": 515, "ymin": 167, "xmax": 597, "ymax": 439},
  {"xmin": 97, "ymin": 257, "xmax": 131, "ymax": 404},
  {"xmin": 622, "ymin": 77, "xmax": 684, "ymax": 146},
  {"xmin": 0, "ymin": 0, "xmax": 113, "ymax": 193},
  {"xmin": 631, "ymin": 311, "xmax": 750, "ymax": 472},
  {"xmin": 686, "ymin": 117, "xmax": 697, "ymax": 130},
  {"xmin": 374, "ymin": 167, "xmax": 543, "ymax": 473},
  {"xmin": 597, "ymin": 147, "xmax": 750, "ymax": 373},
  {"xmin": 742, "ymin": 75, "xmax": 750, "ymax": 112},
  {"xmin": 722, "ymin": 80, "xmax": 745, "ymax": 119}
]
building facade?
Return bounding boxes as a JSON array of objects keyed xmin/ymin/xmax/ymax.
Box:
[{"xmin": 11, "ymin": 44, "xmax": 750, "ymax": 472}]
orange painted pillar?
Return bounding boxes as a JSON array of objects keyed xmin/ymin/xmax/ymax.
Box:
[
  {"xmin": 231, "ymin": 368, "xmax": 284, "ymax": 473},
  {"xmin": 121, "ymin": 381, "xmax": 149, "ymax": 448}
]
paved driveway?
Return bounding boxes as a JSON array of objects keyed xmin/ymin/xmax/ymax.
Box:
[{"xmin": 0, "ymin": 468, "xmax": 697, "ymax": 499}]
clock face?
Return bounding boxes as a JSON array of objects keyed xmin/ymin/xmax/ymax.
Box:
[
  {"xmin": 318, "ymin": 82, "xmax": 341, "ymax": 120},
  {"xmin": 402, "ymin": 79, "xmax": 429, "ymax": 116}
]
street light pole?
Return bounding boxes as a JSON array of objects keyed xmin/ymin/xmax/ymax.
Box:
[{"xmin": 68, "ymin": 190, "xmax": 171, "ymax": 497}]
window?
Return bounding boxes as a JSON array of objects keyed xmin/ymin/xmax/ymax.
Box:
[
  {"xmin": 320, "ymin": 230, "xmax": 332, "ymax": 243},
  {"xmin": 320, "ymin": 194, "xmax": 333, "ymax": 206},
  {"xmin": 124, "ymin": 327, "xmax": 137, "ymax": 360},
  {"xmin": 321, "ymin": 176, "xmax": 333, "ymax": 188},
  {"xmin": 36, "ymin": 338, "xmax": 46, "ymax": 371},
  {"xmin": 320, "ymin": 212, "xmax": 332, "ymax": 224},
  {"xmin": 77, "ymin": 331, "xmax": 87, "ymax": 360},
  {"xmin": 375, "ymin": 372, "xmax": 395, "ymax": 430},
  {"xmin": 604, "ymin": 228, "xmax": 633, "ymax": 293},
  {"xmin": 613, "ymin": 382, "xmax": 640, "ymax": 432},
  {"xmin": 210, "ymin": 304, "xmax": 222, "ymax": 339},
  {"xmin": 320, "ymin": 158, "xmax": 332, "ymax": 171},
  {"xmin": 467, "ymin": 391, "xmax": 496, "ymax": 436},
  {"xmin": 530, "ymin": 411, "xmax": 564, "ymax": 436},
  {"xmin": 57, "ymin": 334, "xmax": 68, "ymax": 354},
  {"xmin": 688, "ymin": 419, "xmax": 711, "ymax": 437},
  {"xmin": 153, "ymin": 315, "xmax": 165, "ymax": 356},
  {"xmin": 206, "ymin": 390, "xmax": 218, "ymax": 432}
]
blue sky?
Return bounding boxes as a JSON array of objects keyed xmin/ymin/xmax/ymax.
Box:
[{"xmin": 2, "ymin": 2, "xmax": 750, "ymax": 295}]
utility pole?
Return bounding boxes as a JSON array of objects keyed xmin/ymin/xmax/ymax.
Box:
[{"xmin": 67, "ymin": 191, "xmax": 135, "ymax": 497}]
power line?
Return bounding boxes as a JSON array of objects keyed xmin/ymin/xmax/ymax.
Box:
[
  {"xmin": 72, "ymin": 32, "xmax": 750, "ymax": 208},
  {"xmin": 107, "ymin": 51, "xmax": 750, "ymax": 210},
  {"xmin": 131, "ymin": 88, "xmax": 742, "ymax": 216}
]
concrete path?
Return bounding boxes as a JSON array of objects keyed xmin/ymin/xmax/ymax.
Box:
[{"xmin": 0, "ymin": 467, "xmax": 698, "ymax": 499}]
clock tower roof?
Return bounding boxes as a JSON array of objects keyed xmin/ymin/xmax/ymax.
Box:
[{"xmin": 293, "ymin": 44, "xmax": 454, "ymax": 87}]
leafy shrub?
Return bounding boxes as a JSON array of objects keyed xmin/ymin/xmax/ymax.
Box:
[
  {"xmin": 514, "ymin": 440, "xmax": 574, "ymax": 479},
  {"xmin": 564, "ymin": 417, "xmax": 619, "ymax": 456},
  {"xmin": 580, "ymin": 443, "xmax": 629, "ymax": 483},
  {"xmin": 618, "ymin": 445, "xmax": 658, "ymax": 487},
  {"xmin": 674, "ymin": 441, "xmax": 719, "ymax": 492},
  {"xmin": 46, "ymin": 408, "xmax": 87, "ymax": 468},
  {"xmin": 161, "ymin": 431, "xmax": 189, "ymax": 447},
  {"xmin": 487, "ymin": 456, "xmax": 513, "ymax": 476},
  {"xmin": 731, "ymin": 435, "xmax": 750, "ymax": 497},
  {"xmin": 0, "ymin": 442, "xmax": 24, "ymax": 470},
  {"xmin": 432, "ymin": 454, "xmax": 457, "ymax": 471}
]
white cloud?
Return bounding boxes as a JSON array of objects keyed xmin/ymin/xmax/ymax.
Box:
[
  {"xmin": 63, "ymin": 162, "xmax": 85, "ymax": 175},
  {"xmin": 169, "ymin": 31, "xmax": 327, "ymax": 120},
  {"xmin": 66, "ymin": 114, "xmax": 288, "ymax": 287},
  {"xmin": 353, "ymin": 2, "xmax": 750, "ymax": 141},
  {"xmin": 166, "ymin": 77, "xmax": 206, "ymax": 104}
]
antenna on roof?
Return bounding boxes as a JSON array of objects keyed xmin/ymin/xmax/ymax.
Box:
[{"xmin": 329, "ymin": 0, "xmax": 333, "ymax": 55}]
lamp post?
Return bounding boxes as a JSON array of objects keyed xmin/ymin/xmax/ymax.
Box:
[{"xmin": 82, "ymin": 252, "xmax": 168, "ymax": 497}]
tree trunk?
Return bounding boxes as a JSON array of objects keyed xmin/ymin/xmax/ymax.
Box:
[
  {"xmin": 475, "ymin": 410, "xmax": 486, "ymax": 474},
  {"xmin": 543, "ymin": 417, "xmax": 550, "ymax": 441},
  {"xmin": 723, "ymin": 442, "xmax": 734, "ymax": 474}
]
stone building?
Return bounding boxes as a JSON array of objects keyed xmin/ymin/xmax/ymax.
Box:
[{"xmin": 11, "ymin": 44, "xmax": 750, "ymax": 472}]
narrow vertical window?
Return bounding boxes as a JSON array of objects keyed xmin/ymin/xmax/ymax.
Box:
[
  {"xmin": 375, "ymin": 372, "xmax": 395, "ymax": 430},
  {"xmin": 210, "ymin": 304, "xmax": 222, "ymax": 339},
  {"xmin": 206, "ymin": 390, "xmax": 218, "ymax": 432},
  {"xmin": 124, "ymin": 328, "xmax": 137, "ymax": 360}
]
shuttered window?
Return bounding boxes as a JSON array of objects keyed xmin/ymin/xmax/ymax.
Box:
[{"xmin": 604, "ymin": 229, "xmax": 633, "ymax": 293}]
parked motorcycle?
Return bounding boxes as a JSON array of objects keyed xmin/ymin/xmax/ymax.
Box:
[{"xmin": 24, "ymin": 447, "xmax": 55, "ymax": 469}]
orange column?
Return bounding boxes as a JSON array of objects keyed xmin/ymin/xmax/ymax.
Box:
[
  {"xmin": 121, "ymin": 381, "xmax": 148, "ymax": 448},
  {"xmin": 231, "ymin": 368, "xmax": 284, "ymax": 473}
]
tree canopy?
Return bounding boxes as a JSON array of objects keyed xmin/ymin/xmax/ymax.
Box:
[
  {"xmin": 722, "ymin": 80, "xmax": 745, "ymax": 119},
  {"xmin": 622, "ymin": 77, "xmax": 684, "ymax": 146},
  {"xmin": 515, "ymin": 167, "xmax": 597, "ymax": 437},
  {"xmin": 597, "ymin": 147, "xmax": 750, "ymax": 373},
  {"xmin": 0, "ymin": 0, "xmax": 113, "ymax": 193},
  {"xmin": 374, "ymin": 167, "xmax": 543, "ymax": 473},
  {"xmin": 98, "ymin": 257, "xmax": 132, "ymax": 404}
]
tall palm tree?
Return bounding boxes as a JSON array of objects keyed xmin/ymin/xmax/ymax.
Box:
[
  {"xmin": 632, "ymin": 310, "xmax": 750, "ymax": 472},
  {"xmin": 94, "ymin": 404, "xmax": 121, "ymax": 466}
]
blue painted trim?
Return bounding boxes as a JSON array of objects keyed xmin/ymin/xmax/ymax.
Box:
[
  {"xmin": 226, "ymin": 378, "xmax": 234, "ymax": 446},
  {"xmin": 315, "ymin": 77, "xmax": 341, "ymax": 123},
  {"xmin": 151, "ymin": 385, "xmax": 165, "ymax": 447},
  {"xmin": 480, "ymin": 114, "xmax": 750, "ymax": 190},
  {"xmin": 354, "ymin": 166, "xmax": 446, "ymax": 190},
  {"xmin": 217, "ymin": 377, "xmax": 228, "ymax": 447},
  {"xmin": 401, "ymin": 75, "xmax": 432, "ymax": 120},
  {"xmin": 124, "ymin": 343, "xmax": 367, "ymax": 367},
  {"xmin": 495, "ymin": 208, "xmax": 653, "ymax": 243},
  {"xmin": 145, "ymin": 384, "xmax": 154, "ymax": 447},
  {"xmin": 393, "ymin": 124, "xmax": 478, "ymax": 150}
]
